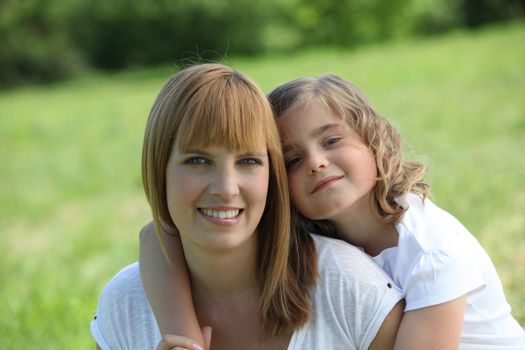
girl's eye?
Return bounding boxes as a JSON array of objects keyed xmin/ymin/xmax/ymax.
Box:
[
  {"xmin": 323, "ymin": 137, "xmax": 341, "ymax": 147},
  {"xmin": 285, "ymin": 157, "xmax": 302, "ymax": 169},
  {"xmin": 184, "ymin": 157, "xmax": 208, "ymax": 165},
  {"xmin": 238, "ymin": 157, "xmax": 263, "ymax": 166}
]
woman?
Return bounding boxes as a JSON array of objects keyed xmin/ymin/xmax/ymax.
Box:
[{"xmin": 91, "ymin": 63, "xmax": 404, "ymax": 349}]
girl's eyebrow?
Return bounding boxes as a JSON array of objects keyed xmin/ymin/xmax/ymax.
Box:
[
  {"xmin": 310, "ymin": 123, "xmax": 342, "ymax": 138},
  {"xmin": 282, "ymin": 123, "xmax": 342, "ymax": 153}
]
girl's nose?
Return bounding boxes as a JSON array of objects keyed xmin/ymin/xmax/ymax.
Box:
[{"xmin": 308, "ymin": 154, "xmax": 328, "ymax": 175}]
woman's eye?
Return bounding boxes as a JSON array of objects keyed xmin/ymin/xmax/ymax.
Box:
[
  {"xmin": 239, "ymin": 157, "xmax": 263, "ymax": 166},
  {"xmin": 184, "ymin": 157, "xmax": 208, "ymax": 165}
]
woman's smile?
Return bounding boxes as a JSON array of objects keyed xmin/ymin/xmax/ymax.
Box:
[{"xmin": 197, "ymin": 207, "xmax": 244, "ymax": 226}]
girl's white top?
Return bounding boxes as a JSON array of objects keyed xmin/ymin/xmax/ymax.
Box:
[
  {"xmin": 372, "ymin": 193, "xmax": 525, "ymax": 349},
  {"xmin": 91, "ymin": 234, "xmax": 402, "ymax": 349}
]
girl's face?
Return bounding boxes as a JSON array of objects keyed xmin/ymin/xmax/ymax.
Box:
[
  {"xmin": 277, "ymin": 99, "xmax": 377, "ymax": 221},
  {"xmin": 165, "ymin": 138, "xmax": 270, "ymax": 252}
]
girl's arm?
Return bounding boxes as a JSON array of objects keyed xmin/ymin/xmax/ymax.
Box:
[
  {"xmin": 139, "ymin": 221, "xmax": 206, "ymax": 348},
  {"xmin": 393, "ymin": 295, "xmax": 467, "ymax": 350},
  {"xmin": 369, "ymin": 300, "xmax": 405, "ymax": 350}
]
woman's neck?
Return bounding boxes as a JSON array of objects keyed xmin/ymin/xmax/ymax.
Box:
[
  {"xmin": 183, "ymin": 235, "xmax": 259, "ymax": 301},
  {"xmin": 183, "ymin": 235, "xmax": 284, "ymax": 349}
]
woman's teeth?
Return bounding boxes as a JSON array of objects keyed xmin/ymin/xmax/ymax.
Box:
[{"xmin": 201, "ymin": 209, "xmax": 240, "ymax": 219}]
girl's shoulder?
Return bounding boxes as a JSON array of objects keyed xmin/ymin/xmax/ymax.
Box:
[
  {"xmin": 389, "ymin": 196, "xmax": 486, "ymax": 310},
  {"xmin": 396, "ymin": 193, "xmax": 474, "ymax": 254}
]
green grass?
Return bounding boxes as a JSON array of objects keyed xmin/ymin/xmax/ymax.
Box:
[{"xmin": 1, "ymin": 22, "xmax": 524, "ymax": 347}]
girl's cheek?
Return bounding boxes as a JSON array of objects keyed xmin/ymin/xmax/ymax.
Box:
[
  {"xmin": 287, "ymin": 171, "xmax": 299, "ymax": 188},
  {"xmin": 287, "ymin": 174, "xmax": 304, "ymax": 201}
]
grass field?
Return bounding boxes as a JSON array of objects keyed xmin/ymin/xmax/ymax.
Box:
[{"xmin": 1, "ymin": 21, "xmax": 524, "ymax": 347}]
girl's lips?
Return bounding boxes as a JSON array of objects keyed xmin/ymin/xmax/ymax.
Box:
[{"xmin": 311, "ymin": 175, "xmax": 344, "ymax": 194}]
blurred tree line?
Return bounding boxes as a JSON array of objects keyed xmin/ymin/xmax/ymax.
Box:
[{"xmin": 1, "ymin": 0, "xmax": 523, "ymax": 86}]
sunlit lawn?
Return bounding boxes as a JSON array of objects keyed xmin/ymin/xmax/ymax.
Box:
[{"xmin": 1, "ymin": 21, "xmax": 523, "ymax": 347}]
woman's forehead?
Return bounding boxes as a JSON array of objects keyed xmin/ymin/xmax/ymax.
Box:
[{"xmin": 177, "ymin": 130, "xmax": 268, "ymax": 153}]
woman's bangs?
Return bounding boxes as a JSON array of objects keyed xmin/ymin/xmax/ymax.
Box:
[{"xmin": 177, "ymin": 82, "xmax": 270, "ymax": 153}]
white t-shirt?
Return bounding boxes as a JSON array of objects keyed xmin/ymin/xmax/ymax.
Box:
[
  {"xmin": 372, "ymin": 193, "xmax": 525, "ymax": 349},
  {"xmin": 91, "ymin": 234, "xmax": 403, "ymax": 349}
]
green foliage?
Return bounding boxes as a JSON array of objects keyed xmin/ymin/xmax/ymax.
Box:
[
  {"xmin": 286, "ymin": 0, "xmax": 416, "ymax": 46},
  {"xmin": 67, "ymin": 0, "xmax": 271, "ymax": 70},
  {"xmin": 1, "ymin": 23, "xmax": 523, "ymax": 347},
  {"xmin": 460, "ymin": 0, "xmax": 525, "ymax": 27},
  {"xmin": 0, "ymin": 0, "xmax": 82, "ymax": 85},
  {"xmin": 1, "ymin": 0, "xmax": 524, "ymax": 85},
  {"xmin": 408, "ymin": 0, "xmax": 463, "ymax": 34}
]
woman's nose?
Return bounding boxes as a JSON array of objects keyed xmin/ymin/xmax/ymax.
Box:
[{"xmin": 209, "ymin": 166, "xmax": 240, "ymax": 199}]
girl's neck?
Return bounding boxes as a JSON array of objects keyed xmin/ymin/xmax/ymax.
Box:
[{"xmin": 330, "ymin": 195, "xmax": 398, "ymax": 256}]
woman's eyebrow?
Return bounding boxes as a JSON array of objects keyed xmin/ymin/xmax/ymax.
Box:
[
  {"xmin": 181, "ymin": 149, "xmax": 210, "ymax": 156},
  {"xmin": 181, "ymin": 149, "xmax": 268, "ymax": 158},
  {"xmin": 240, "ymin": 152, "xmax": 268, "ymax": 157}
]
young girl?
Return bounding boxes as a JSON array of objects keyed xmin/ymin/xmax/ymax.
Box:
[
  {"xmin": 140, "ymin": 74, "xmax": 525, "ymax": 349},
  {"xmin": 267, "ymin": 75, "xmax": 525, "ymax": 349}
]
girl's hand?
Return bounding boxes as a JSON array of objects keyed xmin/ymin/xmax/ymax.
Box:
[{"xmin": 156, "ymin": 326, "xmax": 212, "ymax": 350}]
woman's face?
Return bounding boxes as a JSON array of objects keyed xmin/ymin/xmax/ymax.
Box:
[{"xmin": 165, "ymin": 138, "xmax": 270, "ymax": 252}]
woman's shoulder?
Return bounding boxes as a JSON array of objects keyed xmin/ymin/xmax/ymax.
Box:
[
  {"xmin": 97, "ymin": 263, "xmax": 143, "ymax": 304},
  {"xmin": 95, "ymin": 262, "xmax": 158, "ymax": 324},
  {"xmin": 91, "ymin": 262, "xmax": 160, "ymax": 349},
  {"xmin": 311, "ymin": 234, "xmax": 398, "ymax": 288},
  {"xmin": 105, "ymin": 262, "xmax": 141, "ymax": 285},
  {"xmin": 298, "ymin": 234, "xmax": 403, "ymax": 349}
]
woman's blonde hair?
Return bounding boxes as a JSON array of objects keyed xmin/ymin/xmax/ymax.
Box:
[
  {"xmin": 142, "ymin": 63, "xmax": 317, "ymax": 337},
  {"xmin": 268, "ymin": 74, "xmax": 429, "ymax": 228}
]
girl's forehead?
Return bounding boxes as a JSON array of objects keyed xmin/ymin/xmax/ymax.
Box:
[
  {"xmin": 278, "ymin": 103, "xmax": 347, "ymax": 148},
  {"xmin": 287, "ymin": 96, "xmax": 342, "ymax": 117},
  {"xmin": 280, "ymin": 98, "xmax": 343, "ymax": 125}
]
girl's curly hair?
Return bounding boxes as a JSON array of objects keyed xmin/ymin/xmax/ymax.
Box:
[{"xmin": 268, "ymin": 74, "xmax": 429, "ymax": 229}]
